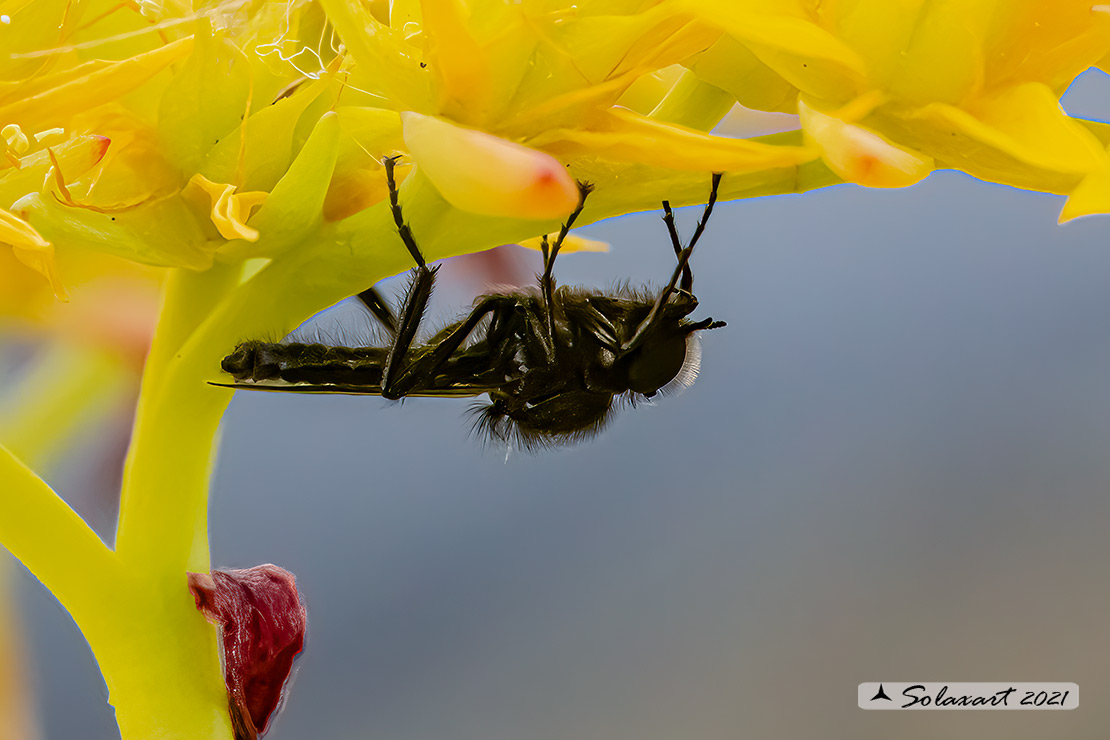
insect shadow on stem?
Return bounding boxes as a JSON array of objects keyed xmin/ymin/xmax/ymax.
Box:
[{"xmin": 217, "ymin": 160, "xmax": 726, "ymax": 451}]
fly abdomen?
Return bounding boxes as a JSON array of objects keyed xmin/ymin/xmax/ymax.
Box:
[{"xmin": 221, "ymin": 340, "xmax": 389, "ymax": 385}]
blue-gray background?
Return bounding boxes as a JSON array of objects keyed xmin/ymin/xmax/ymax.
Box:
[{"xmin": 15, "ymin": 73, "xmax": 1110, "ymax": 739}]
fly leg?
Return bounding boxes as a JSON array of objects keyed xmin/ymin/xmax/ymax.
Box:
[
  {"xmin": 623, "ymin": 173, "xmax": 722, "ymax": 353},
  {"xmin": 661, "ymin": 202, "xmax": 693, "ymax": 293},
  {"xmin": 387, "ymin": 296, "xmax": 519, "ymax": 397},
  {"xmin": 378, "ymin": 156, "xmax": 440, "ymax": 399},
  {"xmin": 539, "ymin": 181, "xmax": 593, "ymax": 346},
  {"xmin": 355, "ymin": 287, "xmax": 398, "ymax": 336}
]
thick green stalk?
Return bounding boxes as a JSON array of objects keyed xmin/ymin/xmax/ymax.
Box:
[{"xmin": 116, "ymin": 265, "xmax": 240, "ymax": 572}]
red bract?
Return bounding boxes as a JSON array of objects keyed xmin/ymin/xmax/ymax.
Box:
[{"xmin": 188, "ymin": 565, "xmax": 306, "ymax": 740}]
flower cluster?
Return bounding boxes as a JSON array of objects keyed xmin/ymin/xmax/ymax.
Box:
[{"xmin": 1, "ymin": 2, "xmax": 1107, "ymax": 738}]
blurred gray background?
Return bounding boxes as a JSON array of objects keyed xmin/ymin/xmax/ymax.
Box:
[{"xmin": 14, "ymin": 73, "xmax": 1110, "ymax": 740}]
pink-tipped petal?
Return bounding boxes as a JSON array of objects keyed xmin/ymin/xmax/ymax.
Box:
[
  {"xmin": 799, "ymin": 99, "xmax": 933, "ymax": 188},
  {"xmin": 401, "ymin": 112, "xmax": 579, "ymax": 220}
]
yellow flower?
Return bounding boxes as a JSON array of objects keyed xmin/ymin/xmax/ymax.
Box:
[
  {"xmin": 0, "ymin": 4, "xmax": 828, "ymax": 739},
  {"xmin": 4, "ymin": 3, "xmax": 1105, "ymax": 739},
  {"xmin": 685, "ymin": 0, "xmax": 1110, "ymax": 205}
]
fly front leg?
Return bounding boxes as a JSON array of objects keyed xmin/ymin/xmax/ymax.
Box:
[{"xmin": 623, "ymin": 173, "xmax": 723, "ymax": 354}]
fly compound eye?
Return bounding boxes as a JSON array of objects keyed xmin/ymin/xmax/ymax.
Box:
[{"xmin": 625, "ymin": 331, "xmax": 689, "ymax": 396}]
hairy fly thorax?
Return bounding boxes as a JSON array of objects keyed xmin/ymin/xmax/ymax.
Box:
[{"xmin": 217, "ymin": 162, "xmax": 725, "ymax": 451}]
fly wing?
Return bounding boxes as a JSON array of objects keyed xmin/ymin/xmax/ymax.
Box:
[{"xmin": 208, "ymin": 380, "xmax": 495, "ymax": 398}]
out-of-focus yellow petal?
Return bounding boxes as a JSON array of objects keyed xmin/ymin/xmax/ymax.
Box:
[
  {"xmin": 185, "ymin": 175, "xmax": 268, "ymax": 242},
  {"xmin": 420, "ymin": 0, "xmax": 490, "ymax": 122},
  {"xmin": 0, "ymin": 134, "xmax": 110, "ymax": 205},
  {"xmin": 989, "ymin": 2, "xmax": 1110, "ymax": 94},
  {"xmin": 528, "ymin": 107, "xmax": 816, "ymax": 172},
  {"xmin": 799, "ymin": 98, "xmax": 932, "ymax": 188},
  {"xmin": 318, "ymin": 0, "xmax": 426, "ymax": 110},
  {"xmin": 18, "ymin": 191, "xmax": 212, "ymax": 270},
  {"xmin": 617, "ymin": 65, "xmax": 687, "ymax": 116},
  {"xmin": 0, "ymin": 207, "xmax": 67, "ymax": 300},
  {"xmin": 503, "ymin": 8, "xmax": 721, "ymax": 132},
  {"xmin": 1060, "ymin": 163, "xmax": 1110, "ymax": 222},
  {"xmin": 688, "ymin": 34, "xmax": 797, "ymax": 114},
  {"xmin": 901, "ymin": 3, "xmax": 990, "ymax": 105},
  {"xmin": 402, "ymin": 112, "xmax": 579, "ymax": 220},
  {"xmin": 228, "ymin": 112, "xmax": 340, "ymax": 258},
  {"xmin": 646, "ymin": 70, "xmax": 737, "ymax": 133},
  {"xmin": 323, "ymin": 164, "xmax": 390, "ymax": 223},
  {"xmin": 847, "ymin": 0, "xmax": 994, "ymax": 106},
  {"xmin": 0, "ymin": 59, "xmax": 114, "ymax": 108},
  {"xmin": 517, "ymin": 232, "xmax": 610, "ymax": 254},
  {"xmin": 676, "ymin": 0, "xmax": 867, "ymax": 102},
  {"xmin": 158, "ymin": 31, "xmax": 250, "ymax": 176},
  {"xmin": 0, "ymin": 37, "xmax": 194, "ymax": 132},
  {"xmin": 335, "ymin": 106, "xmax": 406, "ymax": 158},
  {"xmin": 200, "ymin": 71, "xmax": 339, "ymax": 193},
  {"xmin": 321, "ymin": 107, "xmax": 407, "ymax": 222},
  {"xmin": 912, "ymin": 82, "xmax": 1107, "ymax": 176},
  {"xmin": 2, "ymin": 124, "xmax": 29, "ymax": 168}
]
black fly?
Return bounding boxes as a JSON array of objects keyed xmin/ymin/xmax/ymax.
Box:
[{"xmin": 217, "ymin": 159, "xmax": 726, "ymax": 450}]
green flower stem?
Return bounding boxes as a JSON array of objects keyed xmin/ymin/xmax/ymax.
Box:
[
  {"xmin": 105, "ymin": 265, "xmax": 243, "ymax": 740},
  {"xmin": 0, "ymin": 324, "xmax": 232, "ymax": 740},
  {"xmin": 93, "ymin": 581, "xmax": 232, "ymax": 740},
  {"xmin": 0, "ymin": 445, "xmax": 121, "ymax": 632},
  {"xmin": 115, "ymin": 264, "xmax": 240, "ymax": 571},
  {"xmin": 0, "ymin": 340, "xmax": 131, "ymax": 740}
]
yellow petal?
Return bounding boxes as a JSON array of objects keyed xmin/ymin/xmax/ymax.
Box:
[
  {"xmin": 158, "ymin": 31, "xmax": 251, "ymax": 177},
  {"xmin": 236, "ymin": 112, "xmax": 341, "ymax": 256},
  {"xmin": 884, "ymin": 0, "xmax": 992, "ymax": 106},
  {"xmin": 675, "ymin": 0, "xmax": 867, "ymax": 102},
  {"xmin": 0, "ymin": 134, "xmax": 110, "ymax": 207},
  {"xmin": 798, "ymin": 98, "xmax": 933, "ymax": 188},
  {"xmin": 401, "ymin": 112, "xmax": 579, "ymax": 220},
  {"xmin": 2, "ymin": 124, "xmax": 28, "ymax": 159},
  {"xmin": 199, "ymin": 57, "xmax": 343, "ymax": 192},
  {"xmin": 992, "ymin": 1, "xmax": 1110, "ymax": 94},
  {"xmin": 527, "ymin": 107, "xmax": 816, "ymax": 172},
  {"xmin": 1060, "ymin": 165, "xmax": 1110, "ymax": 222},
  {"xmin": 18, "ymin": 191, "xmax": 212, "ymax": 270},
  {"xmin": 688, "ymin": 34, "xmax": 798, "ymax": 114},
  {"xmin": 318, "ymin": 0, "xmax": 425, "ymax": 110},
  {"xmin": 185, "ymin": 175, "xmax": 268, "ymax": 242},
  {"xmin": 0, "ymin": 207, "xmax": 67, "ymax": 300},
  {"xmin": 323, "ymin": 165, "xmax": 391, "ymax": 223},
  {"xmin": 912, "ymin": 82, "xmax": 1106, "ymax": 176},
  {"xmin": 517, "ymin": 232, "xmax": 609, "ymax": 254},
  {"xmin": 335, "ymin": 106, "xmax": 405, "ymax": 159},
  {"xmin": 0, "ymin": 36, "xmax": 194, "ymax": 132},
  {"xmin": 500, "ymin": 9, "xmax": 721, "ymax": 132},
  {"xmin": 420, "ymin": 0, "xmax": 490, "ymax": 122}
]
